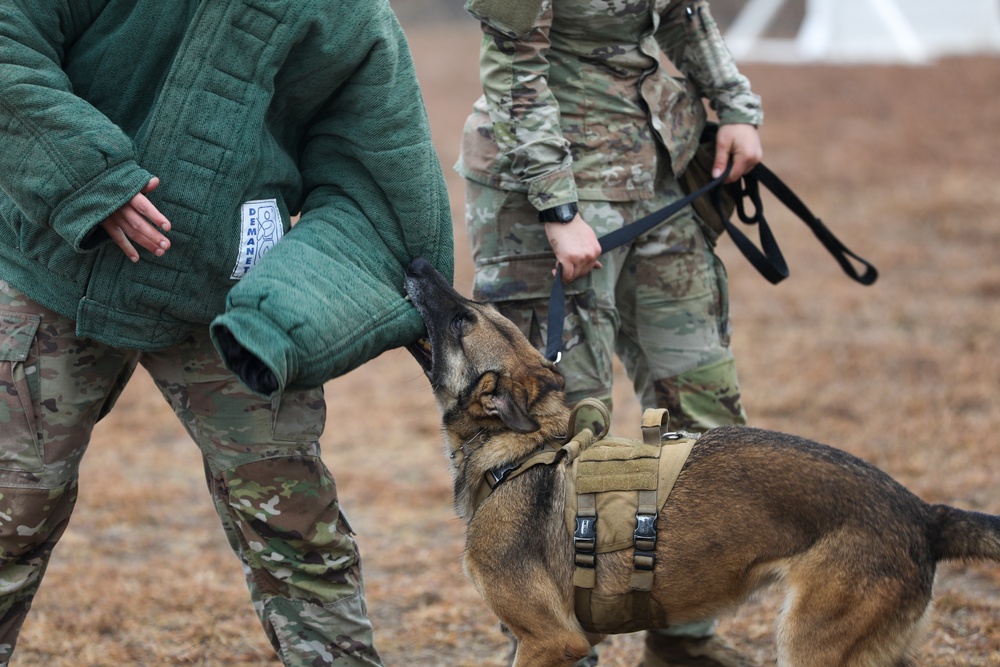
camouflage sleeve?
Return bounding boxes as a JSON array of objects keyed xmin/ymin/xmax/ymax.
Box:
[
  {"xmin": 478, "ymin": 4, "xmax": 578, "ymax": 210},
  {"xmin": 658, "ymin": 0, "xmax": 764, "ymax": 126}
]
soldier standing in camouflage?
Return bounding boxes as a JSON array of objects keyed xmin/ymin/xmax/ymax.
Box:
[
  {"xmin": 0, "ymin": 1, "xmax": 453, "ymax": 666},
  {"xmin": 457, "ymin": 1, "xmax": 763, "ymax": 665}
]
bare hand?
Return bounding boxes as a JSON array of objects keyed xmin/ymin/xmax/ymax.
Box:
[
  {"xmin": 713, "ymin": 123, "xmax": 763, "ymax": 183},
  {"xmin": 100, "ymin": 177, "xmax": 172, "ymax": 262},
  {"xmin": 545, "ymin": 214, "xmax": 603, "ymax": 283}
]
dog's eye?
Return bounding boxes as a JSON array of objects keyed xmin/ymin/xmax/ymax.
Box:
[{"xmin": 451, "ymin": 315, "xmax": 464, "ymax": 333}]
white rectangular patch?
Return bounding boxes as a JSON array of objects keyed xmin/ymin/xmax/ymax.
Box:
[{"xmin": 231, "ymin": 199, "xmax": 284, "ymax": 280}]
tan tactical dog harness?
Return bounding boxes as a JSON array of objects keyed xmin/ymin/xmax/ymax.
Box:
[{"xmin": 477, "ymin": 399, "xmax": 696, "ymax": 634}]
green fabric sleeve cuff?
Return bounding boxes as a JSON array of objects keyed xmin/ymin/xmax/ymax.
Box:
[
  {"xmin": 211, "ymin": 296, "xmax": 428, "ymax": 399},
  {"xmin": 210, "ymin": 309, "xmax": 294, "ymax": 398},
  {"xmin": 208, "ymin": 221, "xmax": 451, "ymax": 398},
  {"xmin": 51, "ymin": 161, "xmax": 156, "ymax": 251}
]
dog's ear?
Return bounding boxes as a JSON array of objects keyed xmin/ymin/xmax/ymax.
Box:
[
  {"xmin": 485, "ymin": 391, "xmax": 540, "ymax": 433},
  {"xmin": 477, "ymin": 373, "xmax": 541, "ymax": 433}
]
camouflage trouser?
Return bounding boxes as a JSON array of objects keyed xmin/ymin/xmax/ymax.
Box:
[
  {"xmin": 466, "ymin": 174, "xmax": 747, "ymax": 650},
  {"xmin": 0, "ymin": 283, "xmax": 382, "ymax": 667},
  {"xmin": 465, "ymin": 176, "xmax": 747, "ymax": 432}
]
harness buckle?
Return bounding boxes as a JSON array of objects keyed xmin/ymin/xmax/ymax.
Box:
[
  {"xmin": 485, "ymin": 461, "xmax": 521, "ymax": 489},
  {"xmin": 634, "ymin": 512, "xmax": 657, "ymax": 570},
  {"xmin": 574, "ymin": 515, "xmax": 597, "ymax": 568}
]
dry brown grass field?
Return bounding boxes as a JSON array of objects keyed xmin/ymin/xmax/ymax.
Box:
[{"xmin": 17, "ymin": 14, "xmax": 1000, "ymax": 667}]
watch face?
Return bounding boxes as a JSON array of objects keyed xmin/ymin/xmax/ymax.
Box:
[{"xmin": 540, "ymin": 203, "xmax": 577, "ymax": 223}]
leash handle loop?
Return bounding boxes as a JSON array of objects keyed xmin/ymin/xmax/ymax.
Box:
[
  {"xmin": 750, "ymin": 164, "xmax": 878, "ymax": 286},
  {"xmin": 717, "ymin": 172, "xmax": 789, "ymax": 285}
]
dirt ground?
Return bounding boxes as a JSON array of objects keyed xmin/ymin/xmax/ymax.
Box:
[{"xmin": 15, "ymin": 14, "xmax": 1000, "ymax": 667}]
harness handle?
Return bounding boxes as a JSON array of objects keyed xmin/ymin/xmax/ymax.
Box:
[
  {"xmin": 566, "ymin": 398, "xmax": 611, "ymax": 441},
  {"xmin": 641, "ymin": 408, "xmax": 670, "ymax": 446}
]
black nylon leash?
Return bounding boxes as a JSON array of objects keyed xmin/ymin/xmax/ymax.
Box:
[
  {"xmin": 744, "ymin": 163, "xmax": 878, "ymax": 286},
  {"xmin": 544, "ymin": 160, "xmax": 878, "ymax": 363}
]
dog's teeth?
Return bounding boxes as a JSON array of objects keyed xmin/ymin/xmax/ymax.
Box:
[{"xmin": 404, "ymin": 294, "xmax": 412, "ymax": 301}]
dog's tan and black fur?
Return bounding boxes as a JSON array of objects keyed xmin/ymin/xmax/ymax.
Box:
[{"xmin": 404, "ymin": 257, "xmax": 1000, "ymax": 667}]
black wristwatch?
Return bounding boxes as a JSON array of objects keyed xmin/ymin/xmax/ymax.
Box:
[{"xmin": 538, "ymin": 202, "xmax": 578, "ymax": 223}]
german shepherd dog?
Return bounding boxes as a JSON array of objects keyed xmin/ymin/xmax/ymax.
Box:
[{"xmin": 403, "ymin": 257, "xmax": 1000, "ymax": 667}]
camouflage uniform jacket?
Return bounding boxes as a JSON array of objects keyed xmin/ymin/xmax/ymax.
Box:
[
  {"xmin": 456, "ymin": 0, "xmax": 764, "ymax": 210},
  {"xmin": 0, "ymin": 0, "xmax": 453, "ymax": 393}
]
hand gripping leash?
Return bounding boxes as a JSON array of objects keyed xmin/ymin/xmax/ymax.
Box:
[{"xmin": 544, "ymin": 159, "xmax": 878, "ymax": 363}]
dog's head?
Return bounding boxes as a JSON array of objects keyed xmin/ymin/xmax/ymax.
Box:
[{"xmin": 404, "ymin": 257, "xmax": 566, "ymax": 437}]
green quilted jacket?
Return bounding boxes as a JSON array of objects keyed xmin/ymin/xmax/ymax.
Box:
[{"xmin": 0, "ymin": 0, "xmax": 453, "ymax": 394}]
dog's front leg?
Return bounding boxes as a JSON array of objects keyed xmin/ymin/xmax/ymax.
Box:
[
  {"xmin": 483, "ymin": 576, "xmax": 592, "ymax": 667},
  {"xmin": 465, "ymin": 554, "xmax": 591, "ymax": 667},
  {"xmin": 509, "ymin": 628, "xmax": 593, "ymax": 667},
  {"xmin": 500, "ymin": 623, "xmax": 603, "ymax": 667}
]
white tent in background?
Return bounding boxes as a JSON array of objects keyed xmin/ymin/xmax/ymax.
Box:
[{"xmin": 726, "ymin": 0, "xmax": 1000, "ymax": 63}]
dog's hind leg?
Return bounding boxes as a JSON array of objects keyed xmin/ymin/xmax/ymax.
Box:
[
  {"xmin": 777, "ymin": 551, "xmax": 932, "ymax": 667},
  {"xmin": 779, "ymin": 599, "xmax": 928, "ymax": 667}
]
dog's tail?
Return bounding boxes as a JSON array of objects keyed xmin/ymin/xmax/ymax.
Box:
[{"xmin": 932, "ymin": 505, "xmax": 1000, "ymax": 562}]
